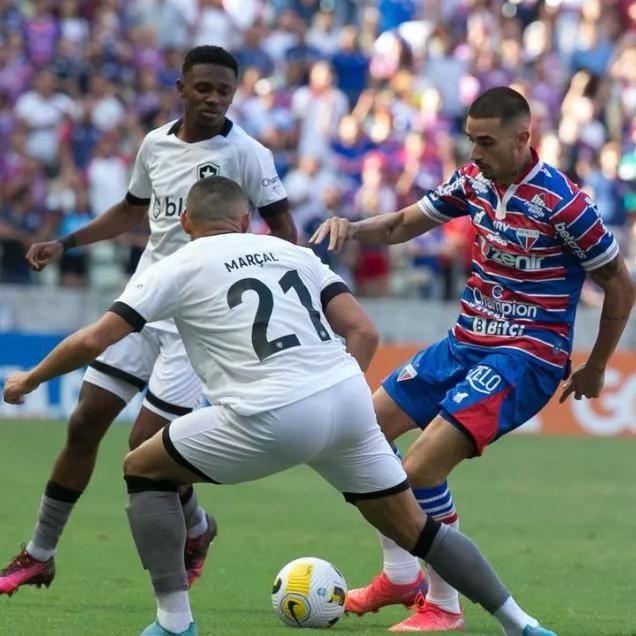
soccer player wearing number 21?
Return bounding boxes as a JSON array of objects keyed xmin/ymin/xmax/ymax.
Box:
[
  {"xmin": 0, "ymin": 46, "xmax": 296, "ymax": 596},
  {"xmin": 310, "ymin": 87, "xmax": 635, "ymax": 633},
  {"xmin": 4, "ymin": 176, "xmax": 555, "ymax": 636}
]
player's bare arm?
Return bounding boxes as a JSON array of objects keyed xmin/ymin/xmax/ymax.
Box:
[
  {"xmin": 26, "ymin": 198, "xmax": 148, "ymax": 271},
  {"xmin": 3, "ymin": 313, "xmax": 134, "ymax": 405},
  {"xmin": 259, "ymin": 198, "xmax": 297, "ymax": 244},
  {"xmin": 309, "ymin": 203, "xmax": 438, "ymax": 253},
  {"xmin": 559, "ymin": 254, "xmax": 636, "ymax": 403},
  {"xmin": 323, "ymin": 292, "xmax": 379, "ymax": 371}
]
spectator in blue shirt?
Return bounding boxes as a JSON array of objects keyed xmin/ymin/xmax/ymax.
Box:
[{"xmin": 331, "ymin": 25, "xmax": 369, "ymax": 106}]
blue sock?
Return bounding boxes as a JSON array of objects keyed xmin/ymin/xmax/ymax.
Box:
[
  {"xmin": 412, "ymin": 481, "xmax": 461, "ymax": 611},
  {"xmin": 412, "ymin": 481, "xmax": 458, "ymax": 524}
]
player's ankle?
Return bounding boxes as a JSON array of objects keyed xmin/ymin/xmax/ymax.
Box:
[{"xmin": 24, "ymin": 542, "xmax": 55, "ymax": 563}]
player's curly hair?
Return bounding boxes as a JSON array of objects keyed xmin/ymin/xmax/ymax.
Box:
[
  {"xmin": 182, "ymin": 45, "xmax": 239, "ymax": 78},
  {"xmin": 468, "ymin": 87, "xmax": 530, "ymax": 123}
]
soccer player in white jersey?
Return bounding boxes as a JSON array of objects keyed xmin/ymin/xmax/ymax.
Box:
[
  {"xmin": 4, "ymin": 176, "xmax": 556, "ymax": 636},
  {"xmin": 310, "ymin": 87, "xmax": 635, "ymax": 632},
  {"xmin": 0, "ymin": 46, "xmax": 296, "ymax": 596}
]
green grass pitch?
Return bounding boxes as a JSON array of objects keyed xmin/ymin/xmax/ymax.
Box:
[{"xmin": 0, "ymin": 421, "xmax": 635, "ymax": 635}]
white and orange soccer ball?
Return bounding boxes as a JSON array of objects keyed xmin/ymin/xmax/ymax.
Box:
[{"xmin": 271, "ymin": 557, "xmax": 347, "ymax": 628}]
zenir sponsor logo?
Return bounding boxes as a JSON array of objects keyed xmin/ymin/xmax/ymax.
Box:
[{"xmin": 479, "ymin": 236, "xmax": 544, "ymax": 270}]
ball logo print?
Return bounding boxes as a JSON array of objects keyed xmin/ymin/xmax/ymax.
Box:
[
  {"xmin": 272, "ymin": 557, "xmax": 347, "ymax": 628},
  {"xmin": 282, "ymin": 593, "xmax": 311, "ymax": 625},
  {"xmin": 197, "ymin": 162, "xmax": 220, "ymax": 180}
]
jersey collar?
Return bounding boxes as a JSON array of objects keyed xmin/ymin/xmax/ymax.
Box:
[
  {"xmin": 167, "ymin": 117, "xmax": 234, "ymax": 138},
  {"xmin": 492, "ymin": 148, "xmax": 542, "ymax": 220}
]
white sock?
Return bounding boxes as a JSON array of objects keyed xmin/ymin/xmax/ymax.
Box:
[
  {"xmin": 380, "ymin": 532, "xmax": 421, "ymax": 584},
  {"xmin": 186, "ymin": 509, "xmax": 208, "ymax": 539},
  {"xmin": 425, "ymin": 519, "xmax": 461, "ymax": 613},
  {"xmin": 156, "ymin": 590, "xmax": 193, "ymax": 634},
  {"xmin": 493, "ymin": 596, "xmax": 539, "ymax": 636},
  {"xmin": 25, "ymin": 541, "xmax": 55, "ymax": 562}
]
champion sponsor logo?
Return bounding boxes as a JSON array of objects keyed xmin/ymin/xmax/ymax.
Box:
[
  {"xmin": 491, "ymin": 284, "xmax": 504, "ymax": 299},
  {"xmin": 479, "ymin": 236, "xmax": 544, "ymax": 270},
  {"xmin": 397, "ymin": 363, "xmax": 417, "ymax": 382},
  {"xmin": 453, "ymin": 391, "xmax": 469, "ymax": 403},
  {"xmin": 262, "ymin": 175, "xmax": 281, "ymax": 187},
  {"xmin": 515, "ymin": 228, "xmax": 541, "ymax": 251},
  {"xmin": 472, "ymin": 287, "xmax": 538, "ymax": 319},
  {"xmin": 554, "ymin": 222, "xmax": 585, "ymax": 259}
]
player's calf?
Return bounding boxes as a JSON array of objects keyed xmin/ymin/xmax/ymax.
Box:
[
  {"xmin": 355, "ymin": 490, "xmax": 555, "ymax": 635},
  {"xmin": 0, "ymin": 385, "xmax": 126, "ymax": 595},
  {"xmin": 125, "ymin": 475, "xmax": 197, "ymax": 635}
]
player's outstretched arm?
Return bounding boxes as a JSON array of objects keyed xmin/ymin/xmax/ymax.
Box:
[
  {"xmin": 26, "ymin": 198, "xmax": 148, "ymax": 272},
  {"xmin": 309, "ymin": 203, "xmax": 438, "ymax": 253},
  {"xmin": 560, "ymin": 254, "xmax": 636, "ymax": 403},
  {"xmin": 324, "ymin": 292, "xmax": 379, "ymax": 371},
  {"xmin": 2, "ymin": 313, "xmax": 134, "ymax": 405}
]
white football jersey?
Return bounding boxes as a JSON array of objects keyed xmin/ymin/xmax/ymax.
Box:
[
  {"xmin": 113, "ymin": 233, "xmax": 362, "ymax": 415},
  {"xmin": 126, "ymin": 118, "xmax": 287, "ymax": 331}
]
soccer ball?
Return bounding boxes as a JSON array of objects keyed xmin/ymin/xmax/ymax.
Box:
[{"xmin": 272, "ymin": 557, "xmax": 347, "ymax": 628}]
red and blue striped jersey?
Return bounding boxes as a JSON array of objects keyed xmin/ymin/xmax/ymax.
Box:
[{"xmin": 417, "ymin": 151, "xmax": 619, "ymax": 370}]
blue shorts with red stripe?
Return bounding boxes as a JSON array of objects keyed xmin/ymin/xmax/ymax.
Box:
[{"xmin": 382, "ymin": 332, "xmax": 566, "ymax": 455}]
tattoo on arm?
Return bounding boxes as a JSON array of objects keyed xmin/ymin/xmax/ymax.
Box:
[{"xmin": 589, "ymin": 256, "xmax": 620, "ymax": 285}]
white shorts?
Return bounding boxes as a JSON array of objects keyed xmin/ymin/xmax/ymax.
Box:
[
  {"xmin": 162, "ymin": 375, "xmax": 408, "ymax": 501},
  {"xmin": 83, "ymin": 326, "xmax": 201, "ymax": 421}
]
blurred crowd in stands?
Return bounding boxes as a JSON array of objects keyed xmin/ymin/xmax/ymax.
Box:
[{"xmin": 1, "ymin": 0, "xmax": 635, "ymax": 303}]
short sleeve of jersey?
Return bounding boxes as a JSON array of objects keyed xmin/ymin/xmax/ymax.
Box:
[
  {"xmin": 240, "ymin": 140, "xmax": 287, "ymax": 209},
  {"xmin": 302, "ymin": 247, "xmax": 351, "ymax": 308},
  {"xmin": 127, "ymin": 134, "xmax": 153, "ymax": 203},
  {"xmin": 551, "ymin": 190, "xmax": 619, "ymax": 271},
  {"xmin": 111, "ymin": 257, "xmax": 182, "ymax": 329},
  {"xmin": 417, "ymin": 169, "xmax": 470, "ymax": 224}
]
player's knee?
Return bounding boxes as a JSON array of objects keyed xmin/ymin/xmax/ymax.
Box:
[
  {"xmin": 123, "ymin": 448, "xmax": 150, "ymax": 479},
  {"xmin": 66, "ymin": 407, "xmax": 106, "ymax": 452}
]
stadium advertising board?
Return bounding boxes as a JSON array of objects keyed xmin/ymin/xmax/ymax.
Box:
[
  {"xmin": 0, "ymin": 334, "xmax": 634, "ymax": 436},
  {"xmin": 0, "ymin": 333, "xmax": 143, "ymax": 421}
]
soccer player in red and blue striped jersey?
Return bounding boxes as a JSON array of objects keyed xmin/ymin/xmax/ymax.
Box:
[{"xmin": 310, "ymin": 86, "xmax": 635, "ymax": 633}]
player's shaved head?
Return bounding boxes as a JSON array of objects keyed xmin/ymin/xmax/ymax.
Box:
[
  {"xmin": 468, "ymin": 87, "xmax": 530, "ymax": 128},
  {"xmin": 186, "ymin": 176, "xmax": 249, "ymax": 223}
]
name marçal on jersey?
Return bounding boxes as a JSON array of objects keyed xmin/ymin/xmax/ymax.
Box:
[{"xmin": 224, "ymin": 251, "xmax": 280, "ymax": 273}]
